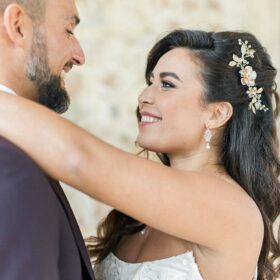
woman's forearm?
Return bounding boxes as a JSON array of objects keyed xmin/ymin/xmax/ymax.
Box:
[
  {"xmin": 0, "ymin": 94, "xmax": 173, "ymax": 229},
  {"xmin": 0, "ymin": 94, "xmax": 164, "ymax": 207},
  {"xmin": 0, "ymin": 95, "xmax": 87, "ymax": 184}
]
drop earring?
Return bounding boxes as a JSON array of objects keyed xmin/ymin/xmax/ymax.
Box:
[{"xmin": 204, "ymin": 126, "xmax": 212, "ymax": 150}]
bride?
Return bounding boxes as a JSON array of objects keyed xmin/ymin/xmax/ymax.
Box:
[{"xmin": 0, "ymin": 29, "xmax": 279, "ymax": 280}]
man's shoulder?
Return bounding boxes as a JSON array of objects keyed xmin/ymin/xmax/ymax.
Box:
[
  {"xmin": 0, "ymin": 136, "xmax": 61, "ymax": 206},
  {"xmin": 0, "ymin": 135, "xmax": 30, "ymax": 156},
  {"xmin": 0, "ymin": 136, "xmax": 41, "ymax": 169},
  {"xmin": 0, "ymin": 136, "xmax": 51, "ymax": 189}
]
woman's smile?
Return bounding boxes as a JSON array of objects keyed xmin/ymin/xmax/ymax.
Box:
[{"xmin": 139, "ymin": 112, "xmax": 162, "ymax": 126}]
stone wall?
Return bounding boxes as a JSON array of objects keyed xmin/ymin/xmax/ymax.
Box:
[{"xmin": 63, "ymin": 0, "xmax": 280, "ymax": 237}]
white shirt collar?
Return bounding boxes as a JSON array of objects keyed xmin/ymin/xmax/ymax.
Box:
[{"xmin": 0, "ymin": 84, "xmax": 17, "ymax": 96}]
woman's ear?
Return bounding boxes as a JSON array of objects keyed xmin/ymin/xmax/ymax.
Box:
[
  {"xmin": 3, "ymin": 4, "xmax": 32, "ymax": 47},
  {"xmin": 207, "ymin": 102, "xmax": 233, "ymax": 129}
]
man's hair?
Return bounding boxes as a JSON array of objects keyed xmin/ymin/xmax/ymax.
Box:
[{"xmin": 0, "ymin": 0, "xmax": 45, "ymax": 22}]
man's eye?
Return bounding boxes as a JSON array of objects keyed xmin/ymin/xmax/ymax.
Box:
[{"xmin": 66, "ymin": 29, "xmax": 74, "ymax": 36}]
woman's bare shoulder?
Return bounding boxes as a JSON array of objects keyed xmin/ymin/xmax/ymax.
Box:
[{"xmin": 190, "ymin": 171, "xmax": 264, "ymax": 246}]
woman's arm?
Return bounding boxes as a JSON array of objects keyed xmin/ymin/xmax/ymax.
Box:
[{"xmin": 0, "ymin": 93, "xmax": 262, "ymax": 251}]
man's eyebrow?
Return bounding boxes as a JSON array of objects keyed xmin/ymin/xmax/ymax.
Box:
[{"xmin": 65, "ymin": 15, "xmax": 80, "ymax": 26}]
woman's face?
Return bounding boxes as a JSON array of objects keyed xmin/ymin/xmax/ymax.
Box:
[{"xmin": 137, "ymin": 47, "xmax": 208, "ymax": 156}]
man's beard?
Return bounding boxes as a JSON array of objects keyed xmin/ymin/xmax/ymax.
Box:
[{"xmin": 26, "ymin": 28, "xmax": 70, "ymax": 114}]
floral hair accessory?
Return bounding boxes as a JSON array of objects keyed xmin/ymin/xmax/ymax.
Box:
[{"xmin": 229, "ymin": 39, "xmax": 268, "ymax": 114}]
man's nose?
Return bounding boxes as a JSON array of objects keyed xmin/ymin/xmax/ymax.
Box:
[{"xmin": 71, "ymin": 39, "xmax": 86, "ymax": 66}]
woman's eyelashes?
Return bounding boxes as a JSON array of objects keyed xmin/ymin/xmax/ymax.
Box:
[{"xmin": 147, "ymin": 79, "xmax": 175, "ymax": 89}]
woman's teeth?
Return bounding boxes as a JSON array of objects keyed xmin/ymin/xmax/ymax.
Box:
[{"xmin": 141, "ymin": 115, "xmax": 161, "ymax": 123}]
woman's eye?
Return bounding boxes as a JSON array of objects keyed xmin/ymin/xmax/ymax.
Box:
[{"xmin": 161, "ymin": 81, "xmax": 174, "ymax": 88}]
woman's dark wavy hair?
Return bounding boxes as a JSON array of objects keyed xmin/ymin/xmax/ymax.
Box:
[{"xmin": 87, "ymin": 29, "xmax": 280, "ymax": 279}]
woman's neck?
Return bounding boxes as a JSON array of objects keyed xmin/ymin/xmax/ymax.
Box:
[
  {"xmin": 168, "ymin": 148, "xmax": 225, "ymax": 175},
  {"xmin": 168, "ymin": 149, "xmax": 240, "ymax": 187}
]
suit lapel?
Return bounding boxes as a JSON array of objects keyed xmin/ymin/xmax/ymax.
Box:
[{"xmin": 47, "ymin": 177, "xmax": 94, "ymax": 279}]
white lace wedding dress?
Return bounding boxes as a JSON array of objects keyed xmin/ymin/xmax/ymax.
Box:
[{"xmin": 94, "ymin": 250, "xmax": 258, "ymax": 280}]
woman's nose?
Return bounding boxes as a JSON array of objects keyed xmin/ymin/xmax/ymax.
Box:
[{"xmin": 138, "ymin": 87, "xmax": 155, "ymax": 105}]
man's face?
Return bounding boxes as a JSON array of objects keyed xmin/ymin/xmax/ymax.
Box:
[{"xmin": 26, "ymin": 0, "xmax": 85, "ymax": 113}]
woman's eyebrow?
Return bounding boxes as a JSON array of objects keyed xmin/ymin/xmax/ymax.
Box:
[
  {"xmin": 149, "ymin": 72, "xmax": 183, "ymax": 83},
  {"xmin": 160, "ymin": 72, "xmax": 183, "ymax": 83}
]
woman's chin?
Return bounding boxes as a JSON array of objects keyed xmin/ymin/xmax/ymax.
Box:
[{"xmin": 136, "ymin": 137, "xmax": 164, "ymax": 153}]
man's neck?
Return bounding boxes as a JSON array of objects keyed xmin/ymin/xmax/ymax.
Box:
[
  {"xmin": 0, "ymin": 84, "xmax": 17, "ymax": 95},
  {"xmin": 0, "ymin": 78, "xmax": 38, "ymax": 101}
]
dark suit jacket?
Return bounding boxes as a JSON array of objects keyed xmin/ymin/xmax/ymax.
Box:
[{"xmin": 0, "ymin": 137, "xmax": 95, "ymax": 280}]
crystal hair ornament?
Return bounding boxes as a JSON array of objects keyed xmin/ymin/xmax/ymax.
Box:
[{"xmin": 229, "ymin": 39, "xmax": 268, "ymax": 114}]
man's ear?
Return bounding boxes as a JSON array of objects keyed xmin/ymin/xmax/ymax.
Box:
[
  {"xmin": 3, "ymin": 4, "xmax": 32, "ymax": 47},
  {"xmin": 207, "ymin": 102, "xmax": 233, "ymax": 129}
]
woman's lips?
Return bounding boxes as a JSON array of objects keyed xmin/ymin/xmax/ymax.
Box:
[{"xmin": 139, "ymin": 112, "xmax": 162, "ymax": 126}]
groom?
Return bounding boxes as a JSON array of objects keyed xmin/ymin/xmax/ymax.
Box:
[{"xmin": 0, "ymin": 0, "xmax": 94, "ymax": 279}]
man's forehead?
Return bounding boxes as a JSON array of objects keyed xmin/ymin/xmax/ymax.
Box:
[{"xmin": 46, "ymin": 0, "xmax": 79, "ymax": 22}]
